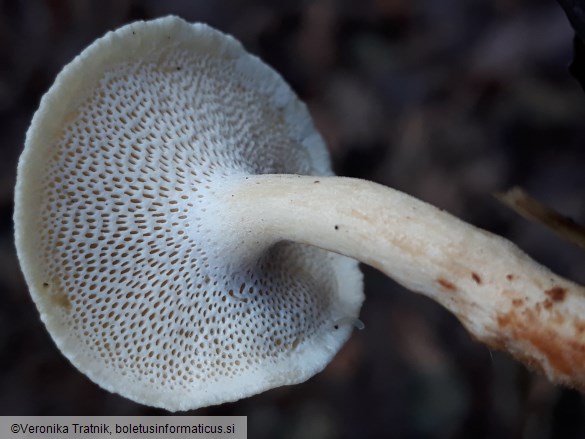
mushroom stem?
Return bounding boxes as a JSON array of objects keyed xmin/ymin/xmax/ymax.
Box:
[{"xmin": 218, "ymin": 173, "xmax": 585, "ymax": 390}]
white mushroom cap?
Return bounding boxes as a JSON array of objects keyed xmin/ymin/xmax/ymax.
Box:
[{"xmin": 15, "ymin": 16, "xmax": 363, "ymax": 411}]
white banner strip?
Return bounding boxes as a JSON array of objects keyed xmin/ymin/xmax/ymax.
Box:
[{"xmin": 0, "ymin": 416, "xmax": 246, "ymax": 439}]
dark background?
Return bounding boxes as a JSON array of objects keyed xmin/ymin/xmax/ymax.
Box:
[{"xmin": 1, "ymin": 0, "xmax": 585, "ymax": 438}]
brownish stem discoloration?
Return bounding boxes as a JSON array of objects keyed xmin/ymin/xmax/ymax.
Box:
[{"xmin": 221, "ymin": 174, "xmax": 585, "ymax": 392}]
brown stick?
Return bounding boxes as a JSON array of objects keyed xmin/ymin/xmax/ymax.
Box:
[{"xmin": 495, "ymin": 187, "xmax": 585, "ymax": 250}]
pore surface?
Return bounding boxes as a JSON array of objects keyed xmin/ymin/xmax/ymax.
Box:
[{"xmin": 16, "ymin": 18, "xmax": 363, "ymax": 411}]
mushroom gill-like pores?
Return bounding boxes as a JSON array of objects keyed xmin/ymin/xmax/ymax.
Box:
[
  {"xmin": 14, "ymin": 16, "xmax": 585, "ymax": 411},
  {"xmin": 15, "ymin": 16, "xmax": 363, "ymax": 411}
]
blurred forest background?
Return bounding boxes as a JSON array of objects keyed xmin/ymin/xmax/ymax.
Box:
[{"xmin": 1, "ymin": 0, "xmax": 585, "ymax": 438}]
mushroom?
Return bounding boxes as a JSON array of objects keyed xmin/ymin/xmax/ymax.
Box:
[{"xmin": 14, "ymin": 16, "xmax": 585, "ymax": 411}]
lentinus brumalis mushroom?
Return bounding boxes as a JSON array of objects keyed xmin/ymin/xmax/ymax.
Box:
[{"xmin": 14, "ymin": 16, "xmax": 585, "ymax": 411}]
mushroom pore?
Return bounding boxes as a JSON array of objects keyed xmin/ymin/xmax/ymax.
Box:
[{"xmin": 14, "ymin": 16, "xmax": 585, "ymax": 411}]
